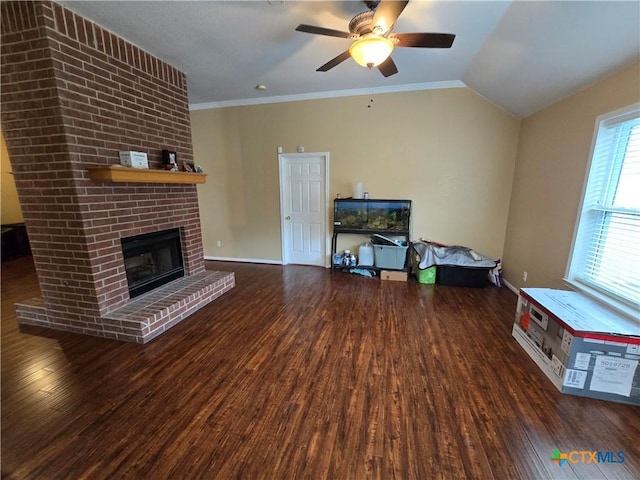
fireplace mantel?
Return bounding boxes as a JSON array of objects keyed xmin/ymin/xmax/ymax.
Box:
[{"xmin": 88, "ymin": 165, "xmax": 207, "ymax": 184}]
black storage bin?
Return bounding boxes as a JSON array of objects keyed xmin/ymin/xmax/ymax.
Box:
[{"xmin": 436, "ymin": 265, "xmax": 491, "ymax": 288}]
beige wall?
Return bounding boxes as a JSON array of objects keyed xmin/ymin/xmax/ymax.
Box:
[
  {"xmin": 502, "ymin": 61, "xmax": 640, "ymax": 290},
  {"xmin": 191, "ymin": 87, "xmax": 520, "ymax": 263},
  {"xmin": 1, "ymin": 131, "xmax": 24, "ymax": 224}
]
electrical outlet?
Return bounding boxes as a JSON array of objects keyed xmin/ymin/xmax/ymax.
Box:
[
  {"xmin": 216, "ymin": 240, "xmax": 222, "ymax": 248},
  {"xmin": 522, "ymin": 271, "xmax": 528, "ymax": 282}
]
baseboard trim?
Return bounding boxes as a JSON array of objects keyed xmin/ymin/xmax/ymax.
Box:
[
  {"xmin": 503, "ymin": 278, "xmax": 519, "ymax": 295},
  {"xmin": 204, "ymin": 256, "xmax": 332, "ymax": 268},
  {"xmin": 204, "ymin": 256, "xmax": 283, "ymax": 265},
  {"xmin": 204, "ymin": 258, "xmax": 529, "ymax": 286}
]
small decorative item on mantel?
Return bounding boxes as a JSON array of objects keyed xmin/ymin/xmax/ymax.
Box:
[
  {"xmin": 162, "ymin": 149, "xmax": 178, "ymax": 171},
  {"xmin": 183, "ymin": 161, "xmax": 194, "ymax": 173},
  {"xmin": 119, "ymin": 151, "xmax": 149, "ymax": 169},
  {"xmin": 195, "ymin": 165, "xmax": 203, "ymax": 173}
]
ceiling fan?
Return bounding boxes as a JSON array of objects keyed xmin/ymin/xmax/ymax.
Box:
[{"xmin": 295, "ymin": 0, "xmax": 455, "ymax": 78}]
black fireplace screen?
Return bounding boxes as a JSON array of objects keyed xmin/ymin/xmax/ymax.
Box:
[{"xmin": 121, "ymin": 228, "xmax": 184, "ymax": 298}]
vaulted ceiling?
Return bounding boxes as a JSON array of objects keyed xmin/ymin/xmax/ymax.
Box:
[{"xmin": 59, "ymin": 1, "xmax": 640, "ymax": 118}]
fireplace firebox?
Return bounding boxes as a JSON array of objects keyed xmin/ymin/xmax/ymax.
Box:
[{"xmin": 121, "ymin": 228, "xmax": 185, "ymax": 298}]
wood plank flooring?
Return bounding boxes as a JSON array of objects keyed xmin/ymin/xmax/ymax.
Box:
[{"xmin": 2, "ymin": 256, "xmax": 639, "ymax": 479}]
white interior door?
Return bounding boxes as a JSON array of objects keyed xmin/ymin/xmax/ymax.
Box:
[{"xmin": 279, "ymin": 153, "xmax": 329, "ymax": 266}]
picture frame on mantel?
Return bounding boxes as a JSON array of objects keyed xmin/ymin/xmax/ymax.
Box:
[{"xmin": 162, "ymin": 149, "xmax": 177, "ymax": 167}]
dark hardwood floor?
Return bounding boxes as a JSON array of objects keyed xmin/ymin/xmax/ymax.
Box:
[{"xmin": 2, "ymin": 256, "xmax": 639, "ymax": 479}]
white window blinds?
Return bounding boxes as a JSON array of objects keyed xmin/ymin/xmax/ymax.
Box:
[{"xmin": 566, "ymin": 103, "xmax": 640, "ymax": 316}]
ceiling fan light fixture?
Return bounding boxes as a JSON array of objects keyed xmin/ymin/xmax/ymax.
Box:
[{"xmin": 349, "ymin": 36, "xmax": 394, "ymax": 68}]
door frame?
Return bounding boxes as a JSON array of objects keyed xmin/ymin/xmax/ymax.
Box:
[{"xmin": 278, "ymin": 152, "xmax": 330, "ymax": 267}]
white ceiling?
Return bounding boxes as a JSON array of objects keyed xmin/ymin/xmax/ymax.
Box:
[{"xmin": 58, "ymin": 1, "xmax": 640, "ymax": 118}]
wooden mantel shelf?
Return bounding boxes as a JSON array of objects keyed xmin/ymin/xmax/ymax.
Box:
[{"xmin": 88, "ymin": 165, "xmax": 207, "ymax": 184}]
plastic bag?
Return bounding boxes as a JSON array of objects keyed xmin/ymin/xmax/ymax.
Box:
[{"xmin": 489, "ymin": 259, "xmax": 503, "ymax": 287}]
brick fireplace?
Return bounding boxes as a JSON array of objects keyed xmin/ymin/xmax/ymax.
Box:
[{"xmin": 1, "ymin": 1, "xmax": 234, "ymax": 343}]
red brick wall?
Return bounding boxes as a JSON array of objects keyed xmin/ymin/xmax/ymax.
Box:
[{"xmin": 1, "ymin": 1, "xmax": 204, "ymax": 329}]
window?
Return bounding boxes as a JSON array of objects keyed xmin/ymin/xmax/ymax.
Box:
[{"xmin": 566, "ymin": 103, "xmax": 640, "ymax": 319}]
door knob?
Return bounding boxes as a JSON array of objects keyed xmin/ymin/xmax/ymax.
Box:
[{"xmin": 285, "ymin": 216, "xmax": 291, "ymax": 220}]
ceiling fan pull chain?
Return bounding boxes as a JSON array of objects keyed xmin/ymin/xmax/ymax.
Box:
[{"xmin": 368, "ymin": 67, "xmax": 375, "ymax": 109}]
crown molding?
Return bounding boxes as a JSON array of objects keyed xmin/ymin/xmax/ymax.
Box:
[{"xmin": 189, "ymin": 80, "xmax": 466, "ymax": 110}]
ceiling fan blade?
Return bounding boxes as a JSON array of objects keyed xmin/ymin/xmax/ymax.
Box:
[
  {"xmin": 393, "ymin": 32, "xmax": 455, "ymax": 48},
  {"xmin": 377, "ymin": 56, "xmax": 398, "ymax": 77},
  {"xmin": 317, "ymin": 50, "xmax": 352, "ymax": 72},
  {"xmin": 295, "ymin": 24, "xmax": 351, "ymax": 39},
  {"xmin": 371, "ymin": 0, "xmax": 409, "ymax": 34}
]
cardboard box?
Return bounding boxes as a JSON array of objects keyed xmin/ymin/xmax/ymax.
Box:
[
  {"xmin": 512, "ymin": 288, "xmax": 640, "ymax": 406},
  {"xmin": 380, "ymin": 270, "xmax": 407, "ymax": 282},
  {"xmin": 119, "ymin": 151, "xmax": 148, "ymax": 169}
]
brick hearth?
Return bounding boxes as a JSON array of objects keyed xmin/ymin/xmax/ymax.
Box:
[
  {"xmin": 17, "ymin": 271, "xmax": 235, "ymax": 343},
  {"xmin": 1, "ymin": 1, "xmax": 233, "ymax": 342}
]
